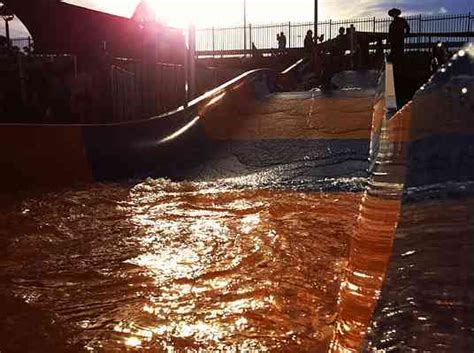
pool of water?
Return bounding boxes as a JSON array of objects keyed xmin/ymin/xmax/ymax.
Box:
[
  {"xmin": 0, "ymin": 72, "xmax": 383, "ymax": 352},
  {"xmin": 0, "ymin": 180, "xmax": 364, "ymax": 352}
]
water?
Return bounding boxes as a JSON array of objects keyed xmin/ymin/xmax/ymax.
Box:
[
  {"xmin": 0, "ymin": 179, "xmax": 364, "ymax": 352},
  {"xmin": 328, "ymin": 97, "xmax": 409, "ymax": 352},
  {"xmin": 0, "ymin": 74, "xmax": 381, "ymax": 352},
  {"xmin": 362, "ymin": 46, "xmax": 474, "ymax": 352}
]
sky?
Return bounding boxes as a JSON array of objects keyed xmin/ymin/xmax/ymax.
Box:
[{"xmin": 2, "ymin": 0, "xmax": 474, "ymax": 37}]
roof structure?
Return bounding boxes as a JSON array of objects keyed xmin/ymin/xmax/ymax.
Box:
[{"xmin": 2, "ymin": 0, "xmax": 184, "ymax": 60}]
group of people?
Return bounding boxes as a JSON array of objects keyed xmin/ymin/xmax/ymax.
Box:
[
  {"xmin": 297, "ymin": 7, "xmax": 414, "ymax": 89},
  {"xmin": 277, "ymin": 32, "xmax": 287, "ymax": 50},
  {"xmin": 302, "ymin": 8, "xmax": 411, "ymax": 64}
]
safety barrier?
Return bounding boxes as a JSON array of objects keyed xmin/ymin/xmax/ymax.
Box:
[
  {"xmin": 197, "ymin": 13, "xmax": 474, "ymax": 54},
  {"xmin": 330, "ymin": 45, "xmax": 474, "ymax": 351},
  {"xmin": 362, "ymin": 44, "xmax": 474, "ymax": 351}
]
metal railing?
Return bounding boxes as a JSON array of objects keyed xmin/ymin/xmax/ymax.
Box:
[
  {"xmin": 0, "ymin": 54, "xmax": 186, "ymax": 124},
  {"xmin": 10, "ymin": 37, "xmax": 33, "ymax": 52},
  {"xmin": 111, "ymin": 60, "xmax": 185, "ymax": 122},
  {"xmin": 196, "ymin": 13, "xmax": 474, "ymax": 54}
]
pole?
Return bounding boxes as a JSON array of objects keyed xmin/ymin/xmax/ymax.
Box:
[
  {"xmin": 288, "ymin": 22, "xmax": 291, "ymax": 48},
  {"xmin": 249, "ymin": 23, "xmax": 252, "ymax": 52},
  {"xmin": 5, "ymin": 19, "xmax": 10, "ymax": 48},
  {"xmin": 314, "ymin": 0, "xmax": 318, "ymax": 39},
  {"xmin": 212, "ymin": 27, "xmax": 215, "ymax": 57},
  {"xmin": 183, "ymin": 29, "xmax": 189, "ymax": 106},
  {"xmin": 188, "ymin": 25, "xmax": 196, "ymax": 100},
  {"xmin": 243, "ymin": 0, "xmax": 247, "ymax": 54}
]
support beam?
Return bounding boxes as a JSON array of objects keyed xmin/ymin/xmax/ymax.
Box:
[
  {"xmin": 4, "ymin": 18, "xmax": 10, "ymax": 47},
  {"xmin": 314, "ymin": 0, "xmax": 318, "ymax": 38},
  {"xmin": 243, "ymin": 0, "xmax": 247, "ymax": 52}
]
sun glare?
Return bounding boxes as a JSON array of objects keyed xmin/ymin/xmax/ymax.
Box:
[{"xmin": 147, "ymin": 0, "xmax": 237, "ymax": 28}]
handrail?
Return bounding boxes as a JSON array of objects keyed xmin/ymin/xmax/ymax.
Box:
[{"xmin": 0, "ymin": 57, "xmax": 304, "ymax": 128}]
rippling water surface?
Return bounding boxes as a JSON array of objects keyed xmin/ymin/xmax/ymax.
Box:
[{"xmin": 0, "ymin": 179, "xmax": 363, "ymax": 352}]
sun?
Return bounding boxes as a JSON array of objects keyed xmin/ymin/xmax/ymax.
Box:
[
  {"xmin": 64, "ymin": 0, "xmax": 243, "ymax": 28},
  {"xmin": 146, "ymin": 0, "xmax": 239, "ymax": 28}
]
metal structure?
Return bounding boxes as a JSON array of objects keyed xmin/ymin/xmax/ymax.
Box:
[
  {"xmin": 243, "ymin": 0, "xmax": 247, "ymax": 53},
  {"xmin": 314, "ymin": 0, "xmax": 318, "ymax": 39},
  {"xmin": 0, "ymin": 3, "xmax": 14, "ymax": 47},
  {"xmin": 195, "ymin": 13, "xmax": 474, "ymax": 55}
]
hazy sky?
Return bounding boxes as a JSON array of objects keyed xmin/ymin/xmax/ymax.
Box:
[{"xmin": 3, "ymin": 0, "xmax": 474, "ymax": 37}]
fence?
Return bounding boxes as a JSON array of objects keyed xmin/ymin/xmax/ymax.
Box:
[
  {"xmin": 0, "ymin": 53, "xmax": 186, "ymax": 124},
  {"xmin": 111, "ymin": 61, "xmax": 185, "ymax": 122},
  {"xmin": 10, "ymin": 37, "xmax": 33, "ymax": 52},
  {"xmin": 196, "ymin": 13, "xmax": 474, "ymax": 54}
]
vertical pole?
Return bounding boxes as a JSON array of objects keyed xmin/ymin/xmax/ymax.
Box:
[
  {"xmin": 249, "ymin": 24, "xmax": 252, "ymax": 52},
  {"xmin": 467, "ymin": 13, "xmax": 471, "ymax": 44},
  {"xmin": 288, "ymin": 22, "xmax": 291, "ymax": 48},
  {"xmin": 349, "ymin": 24, "xmax": 355, "ymax": 69},
  {"xmin": 418, "ymin": 14, "xmax": 422, "ymax": 52},
  {"xmin": 5, "ymin": 19, "xmax": 10, "ymax": 48},
  {"xmin": 329, "ymin": 19, "xmax": 332, "ymax": 40},
  {"xmin": 243, "ymin": 0, "xmax": 247, "ymax": 54},
  {"xmin": 188, "ymin": 25, "xmax": 196, "ymax": 101},
  {"xmin": 212, "ymin": 27, "xmax": 215, "ymax": 57},
  {"xmin": 373, "ymin": 16, "xmax": 376, "ymax": 33},
  {"xmin": 183, "ymin": 29, "xmax": 189, "ymax": 106},
  {"xmin": 314, "ymin": 0, "xmax": 318, "ymax": 39}
]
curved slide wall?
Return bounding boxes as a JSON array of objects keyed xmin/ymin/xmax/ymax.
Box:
[
  {"xmin": 361, "ymin": 45, "xmax": 474, "ymax": 351},
  {"xmin": 0, "ymin": 65, "xmax": 379, "ymax": 192}
]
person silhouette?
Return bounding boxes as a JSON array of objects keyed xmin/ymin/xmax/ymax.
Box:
[
  {"xmin": 388, "ymin": 8, "xmax": 410, "ymax": 61},
  {"xmin": 304, "ymin": 30, "xmax": 314, "ymax": 56},
  {"xmin": 280, "ymin": 32, "xmax": 287, "ymax": 49},
  {"xmin": 333, "ymin": 27, "xmax": 346, "ymax": 56}
]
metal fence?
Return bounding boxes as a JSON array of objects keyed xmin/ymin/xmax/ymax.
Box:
[
  {"xmin": 196, "ymin": 13, "xmax": 474, "ymax": 53},
  {"xmin": 0, "ymin": 53, "xmax": 186, "ymax": 124},
  {"xmin": 11, "ymin": 37, "xmax": 33, "ymax": 52},
  {"xmin": 111, "ymin": 61, "xmax": 185, "ymax": 122}
]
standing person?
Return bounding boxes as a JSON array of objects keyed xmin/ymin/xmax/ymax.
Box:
[
  {"xmin": 304, "ymin": 30, "xmax": 314, "ymax": 57},
  {"xmin": 280, "ymin": 32, "xmax": 287, "ymax": 49},
  {"xmin": 333, "ymin": 27, "xmax": 347, "ymax": 56},
  {"xmin": 388, "ymin": 8, "xmax": 410, "ymax": 62}
]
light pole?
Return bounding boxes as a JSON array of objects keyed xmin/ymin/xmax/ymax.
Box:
[
  {"xmin": 314, "ymin": 0, "xmax": 318, "ymax": 39},
  {"xmin": 243, "ymin": 0, "xmax": 247, "ymax": 53}
]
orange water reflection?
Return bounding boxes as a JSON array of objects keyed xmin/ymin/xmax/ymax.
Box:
[
  {"xmin": 111, "ymin": 183, "xmax": 364, "ymax": 352},
  {"xmin": 330, "ymin": 102, "xmax": 411, "ymax": 352},
  {"xmin": 0, "ymin": 181, "xmax": 363, "ymax": 352}
]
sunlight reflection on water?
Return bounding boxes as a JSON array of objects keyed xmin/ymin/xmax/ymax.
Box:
[{"xmin": 0, "ymin": 178, "xmax": 363, "ymax": 352}]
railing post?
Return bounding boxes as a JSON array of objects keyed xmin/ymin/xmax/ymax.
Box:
[
  {"xmin": 373, "ymin": 16, "xmax": 376, "ymax": 33},
  {"xmin": 183, "ymin": 29, "xmax": 189, "ymax": 106},
  {"xmin": 5, "ymin": 18, "xmax": 10, "ymax": 48},
  {"xmin": 418, "ymin": 14, "xmax": 422, "ymax": 51},
  {"xmin": 212, "ymin": 27, "xmax": 215, "ymax": 57},
  {"xmin": 329, "ymin": 19, "xmax": 332, "ymax": 40},
  {"xmin": 243, "ymin": 0, "xmax": 247, "ymax": 54},
  {"xmin": 288, "ymin": 21, "xmax": 291, "ymax": 48},
  {"xmin": 468, "ymin": 13, "xmax": 472, "ymax": 38},
  {"xmin": 188, "ymin": 25, "xmax": 196, "ymax": 100},
  {"xmin": 249, "ymin": 23, "xmax": 252, "ymax": 53}
]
